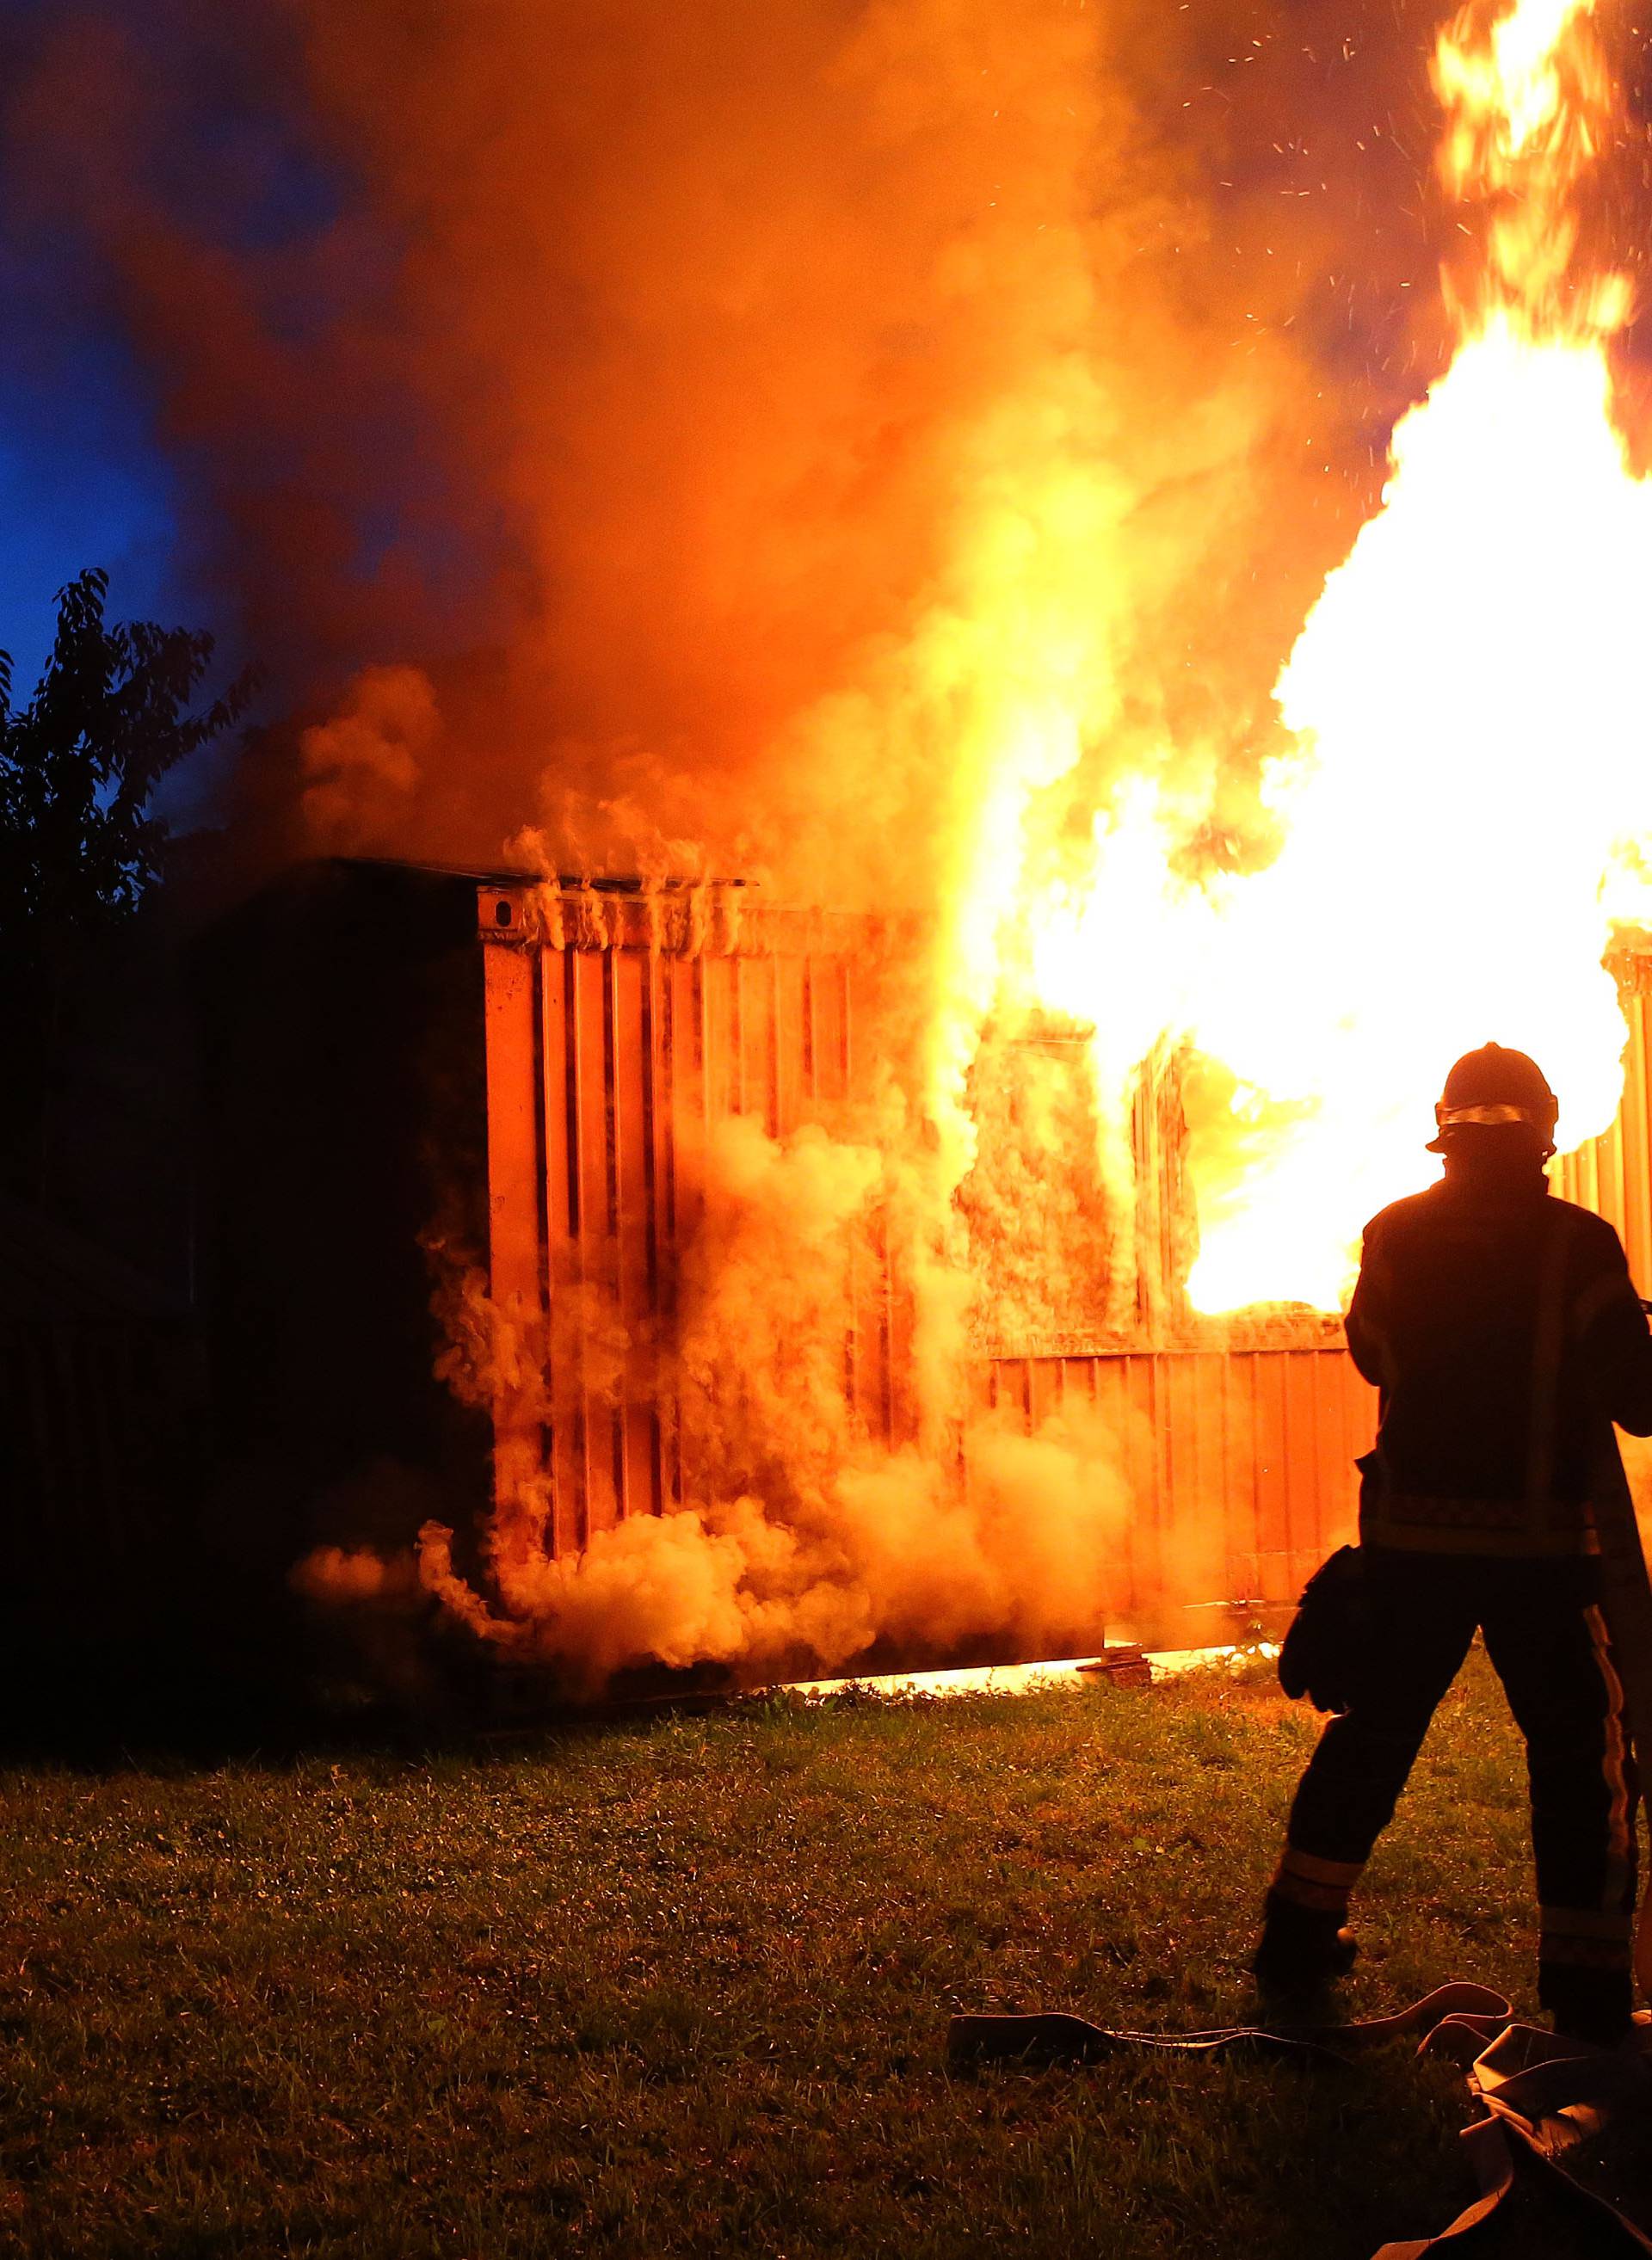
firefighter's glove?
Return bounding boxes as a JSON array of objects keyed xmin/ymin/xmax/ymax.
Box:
[{"xmin": 1277, "ymin": 1544, "xmax": 1369, "ymax": 1716}]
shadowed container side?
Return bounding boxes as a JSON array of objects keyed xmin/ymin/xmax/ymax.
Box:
[
  {"xmin": 191, "ymin": 863, "xmax": 1652, "ymax": 1693},
  {"xmin": 478, "ymin": 883, "xmax": 1372, "ymax": 1655},
  {"xmin": 194, "ymin": 859, "xmax": 907, "ymax": 1708},
  {"xmin": 193, "ymin": 860, "xmax": 496, "ymax": 1712},
  {"xmin": 0, "ymin": 1195, "xmax": 205, "ymax": 1739}
]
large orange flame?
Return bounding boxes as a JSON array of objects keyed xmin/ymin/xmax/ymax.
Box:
[{"xmin": 1022, "ymin": 0, "xmax": 1652, "ymax": 1315}]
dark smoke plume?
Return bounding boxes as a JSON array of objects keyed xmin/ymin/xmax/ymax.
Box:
[{"xmin": 3, "ymin": 0, "xmax": 1468, "ymax": 904}]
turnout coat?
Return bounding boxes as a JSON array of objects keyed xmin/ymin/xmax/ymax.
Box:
[{"xmin": 1346, "ymin": 1175, "xmax": 1652, "ymax": 1557}]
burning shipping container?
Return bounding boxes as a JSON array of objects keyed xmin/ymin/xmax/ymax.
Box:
[
  {"xmin": 199, "ymin": 858, "xmax": 934, "ymax": 1696},
  {"xmin": 197, "ymin": 858, "xmax": 1652, "ymax": 1698},
  {"xmin": 187, "ymin": 0, "xmax": 1652, "ymax": 1691},
  {"xmin": 12, "ymin": 0, "xmax": 1652, "ymax": 1729}
]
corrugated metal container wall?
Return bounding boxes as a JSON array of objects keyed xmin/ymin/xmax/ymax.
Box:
[
  {"xmin": 2, "ymin": 1320, "xmax": 195, "ymax": 1567},
  {"xmin": 0, "ymin": 1198, "xmax": 205, "ymax": 1709},
  {"xmin": 474, "ymin": 880, "xmax": 1386, "ymax": 1641},
  {"xmin": 461, "ymin": 890, "xmax": 1652, "ymax": 1644},
  {"xmin": 978, "ymin": 947, "xmax": 1652, "ymax": 1641},
  {"xmin": 1555, "ymin": 958, "xmax": 1652, "ymax": 1290},
  {"xmin": 478, "ymin": 880, "xmax": 906, "ymax": 1553},
  {"xmin": 984, "ymin": 1348, "xmax": 1372, "ymax": 1637}
]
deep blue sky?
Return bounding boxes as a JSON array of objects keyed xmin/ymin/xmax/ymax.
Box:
[
  {"xmin": 6, "ymin": 1, "xmax": 1647, "ymax": 725},
  {"xmin": 0, "ymin": 0, "xmax": 341, "ymax": 705},
  {"xmin": 0, "ymin": 332, "xmax": 181, "ymax": 694},
  {"xmin": 0, "ymin": 0, "xmax": 177, "ymax": 690}
]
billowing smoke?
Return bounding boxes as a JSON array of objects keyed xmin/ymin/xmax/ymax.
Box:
[
  {"xmin": 4, "ymin": 2, "xmax": 1486, "ymax": 1685},
  {"xmin": 372, "ymin": 1112, "xmax": 1139, "ymax": 1695},
  {"xmin": 298, "ymin": 665, "xmax": 437, "ymax": 847},
  {"xmin": 3, "ymin": 0, "xmax": 1444, "ymax": 893}
]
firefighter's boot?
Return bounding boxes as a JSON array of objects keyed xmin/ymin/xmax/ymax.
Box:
[{"xmin": 1250, "ymin": 1889, "xmax": 1359, "ymax": 2000}]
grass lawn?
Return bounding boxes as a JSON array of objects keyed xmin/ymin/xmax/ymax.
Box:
[{"xmin": 0, "ymin": 1649, "xmax": 1624, "ymax": 2257}]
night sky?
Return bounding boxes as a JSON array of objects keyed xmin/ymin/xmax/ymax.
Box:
[
  {"xmin": 2, "ymin": 0, "xmax": 169, "ymax": 687},
  {"xmin": 0, "ymin": 2, "xmax": 1427, "ymax": 706},
  {"xmin": 0, "ymin": 317, "xmax": 178, "ymax": 692},
  {"xmin": 7, "ymin": 1, "xmax": 1652, "ymax": 819},
  {"xmin": 1, "ymin": 0, "xmax": 342, "ymax": 703}
]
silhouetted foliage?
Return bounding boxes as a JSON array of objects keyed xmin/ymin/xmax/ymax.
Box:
[
  {"xmin": 0, "ymin": 569, "xmax": 253, "ymax": 939},
  {"xmin": 0, "ymin": 570, "xmax": 255, "ymax": 1196}
]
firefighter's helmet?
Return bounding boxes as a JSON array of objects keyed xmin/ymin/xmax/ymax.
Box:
[{"xmin": 1427, "ymin": 1043, "xmax": 1558, "ymax": 1156}]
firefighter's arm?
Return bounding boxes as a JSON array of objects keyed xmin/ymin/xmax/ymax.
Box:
[
  {"xmin": 1344, "ymin": 1221, "xmax": 1390, "ymax": 1388},
  {"xmin": 1575, "ymin": 1230, "xmax": 1652, "ymax": 1435}
]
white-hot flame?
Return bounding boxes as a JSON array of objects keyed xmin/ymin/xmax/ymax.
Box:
[{"xmin": 1017, "ymin": 0, "xmax": 1652, "ymax": 1315}]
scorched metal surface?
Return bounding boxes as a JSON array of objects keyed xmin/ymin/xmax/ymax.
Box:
[
  {"xmin": 474, "ymin": 877, "xmax": 906, "ymax": 1551},
  {"xmin": 197, "ymin": 862, "xmax": 1652, "ymax": 1658}
]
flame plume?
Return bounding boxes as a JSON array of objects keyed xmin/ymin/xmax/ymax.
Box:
[{"xmin": 1024, "ymin": 0, "xmax": 1652, "ymax": 1315}]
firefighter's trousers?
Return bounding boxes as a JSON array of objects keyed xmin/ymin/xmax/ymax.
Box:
[{"xmin": 1275, "ymin": 1548, "xmax": 1637, "ymax": 2019}]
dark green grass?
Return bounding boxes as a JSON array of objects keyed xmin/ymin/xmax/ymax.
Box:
[{"xmin": 0, "ymin": 1650, "xmax": 1613, "ymax": 2257}]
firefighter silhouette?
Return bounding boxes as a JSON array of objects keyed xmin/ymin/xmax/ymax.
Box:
[{"xmin": 1255, "ymin": 1044, "xmax": 1652, "ymax": 2044}]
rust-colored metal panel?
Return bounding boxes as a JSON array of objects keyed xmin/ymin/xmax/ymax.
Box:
[
  {"xmin": 1178, "ymin": 1352, "xmax": 1230, "ymax": 1621},
  {"xmin": 1122, "ymin": 1353, "xmax": 1162, "ymax": 1581},
  {"xmin": 1259, "ymin": 1350, "xmax": 1298, "ymax": 1593},
  {"xmin": 482, "ymin": 943, "xmax": 540, "ymax": 1309},
  {"xmin": 1278, "ymin": 1352, "xmax": 1324, "ymax": 1598},
  {"xmin": 850, "ymin": 1207, "xmax": 892, "ymax": 1439},
  {"xmin": 1625, "ymin": 985, "xmax": 1648, "ymax": 1277},
  {"xmin": 743, "ymin": 954, "xmax": 779, "ymax": 1134},
  {"xmin": 481, "ymin": 939, "xmax": 544, "ymax": 1525},
  {"xmin": 664, "ymin": 956, "xmax": 702, "ymax": 1248},
  {"xmin": 539, "ymin": 945, "xmax": 583, "ymax": 1559},
  {"xmin": 702, "ymin": 954, "xmax": 736, "ymax": 1125},
  {"xmin": 981, "ymin": 1347, "xmax": 1369, "ymax": 1639},
  {"xmin": 1558, "ymin": 974, "xmax": 1652, "ymax": 1290},
  {"xmin": 1026, "ymin": 1356, "xmax": 1063, "ymax": 1430},
  {"xmin": 812, "ymin": 958, "xmax": 849, "ymax": 1106},
  {"xmin": 478, "ymin": 883, "xmax": 887, "ymax": 1546},
  {"xmin": 775, "ymin": 957, "xmax": 806, "ymax": 1135},
  {"xmin": 1219, "ymin": 1354, "xmax": 1260, "ymax": 1600},
  {"xmin": 1121, "ymin": 1356, "xmax": 1160, "ymax": 1622},
  {"xmin": 476, "ymin": 890, "xmax": 1652, "ymax": 1641},
  {"xmin": 612, "ymin": 946, "xmax": 656, "ymax": 1523},
  {"xmin": 1158, "ymin": 1354, "xmax": 1198, "ymax": 1598},
  {"xmin": 963, "ymin": 951, "xmax": 1652, "ymax": 1643}
]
